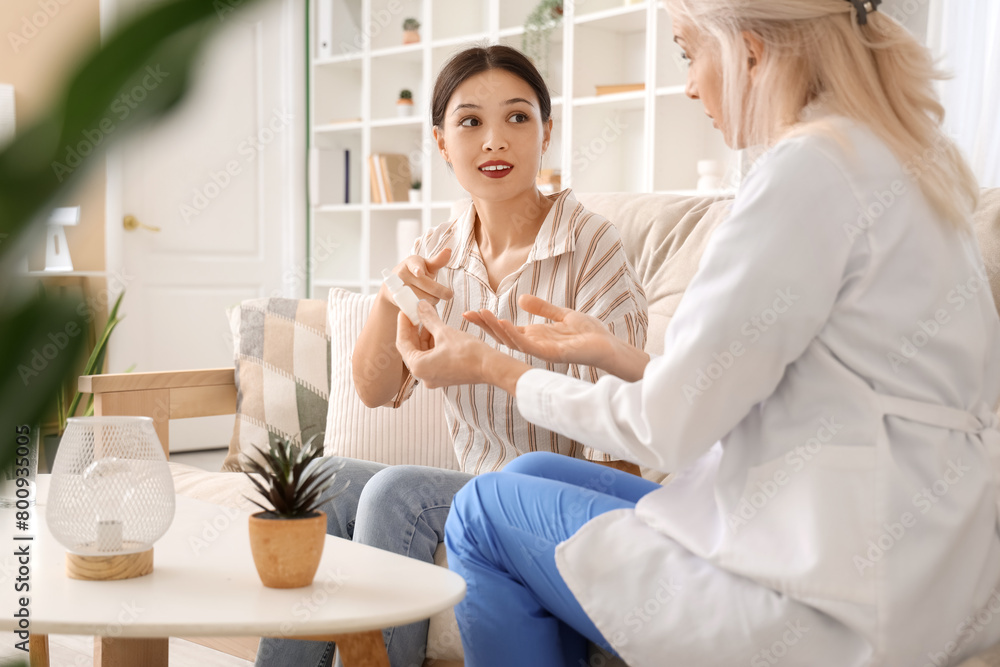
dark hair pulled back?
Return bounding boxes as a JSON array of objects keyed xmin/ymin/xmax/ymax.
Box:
[{"xmin": 431, "ymin": 44, "xmax": 552, "ymax": 129}]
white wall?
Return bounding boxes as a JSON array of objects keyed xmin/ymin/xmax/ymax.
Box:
[{"xmin": 880, "ymin": 0, "xmax": 931, "ymax": 43}]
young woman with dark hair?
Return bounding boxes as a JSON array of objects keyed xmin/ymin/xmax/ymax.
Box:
[{"xmin": 255, "ymin": 44, "xmax": 647, "ymax": 667}]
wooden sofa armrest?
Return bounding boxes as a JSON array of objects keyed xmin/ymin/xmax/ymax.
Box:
[{"xmin": 78, "ymin": 368, "xmax": 237, "ymax": 458}]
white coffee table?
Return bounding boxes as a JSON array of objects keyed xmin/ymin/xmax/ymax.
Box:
[{"xmin": 0, "ymin": 476, "xmax": 465, "ymax": 666}]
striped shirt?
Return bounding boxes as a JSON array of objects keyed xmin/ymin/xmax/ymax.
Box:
[{"xmin": 393, "ymin": 188, "xmax": 648, "ymax": 474}]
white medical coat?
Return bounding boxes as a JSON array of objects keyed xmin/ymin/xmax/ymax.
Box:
[{"xmin": 517, "ymin": 117, "xmax": 1000, "ymax": 666}]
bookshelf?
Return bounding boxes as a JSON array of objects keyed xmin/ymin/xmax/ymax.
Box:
[{"xmin": 308, "ymin": 0, "xmax": 735, "ymax": 298}]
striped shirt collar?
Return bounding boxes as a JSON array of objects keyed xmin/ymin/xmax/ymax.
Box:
[{"xmin": 445, "ymin": 188, "xmax": 579, "ymax": 272}]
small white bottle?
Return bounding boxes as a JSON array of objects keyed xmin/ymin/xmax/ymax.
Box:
[{"xmin": 382, "ymin": 268, "xmax": 422, "ymax": 326}]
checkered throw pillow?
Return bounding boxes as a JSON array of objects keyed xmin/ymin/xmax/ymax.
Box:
[{"xmin": 223, "ymin": 298, "xmax": 330, "ymax": 472}]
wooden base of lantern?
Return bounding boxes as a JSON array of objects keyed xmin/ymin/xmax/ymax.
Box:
[{"xmin": 66, "ymin": 548, "xmax": 153, "ymax": 581}]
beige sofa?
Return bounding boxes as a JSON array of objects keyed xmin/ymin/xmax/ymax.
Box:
[{"xmin": 80, "ymin": 189, "xmax": 1000, "ymax": 667}]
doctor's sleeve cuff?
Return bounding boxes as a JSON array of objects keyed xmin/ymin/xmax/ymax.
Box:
[
  {"xmin": 515, "ymin": 368, "xmax": 564, "ymax": 428},
  {"xmin": 516, "ymin": 368, "xmax": 638, "ymax": 462}
]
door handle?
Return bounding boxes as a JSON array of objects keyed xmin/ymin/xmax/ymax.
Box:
[{"xmin": 123, "ymin": 215, "xmax": 160, "ymax": 232}]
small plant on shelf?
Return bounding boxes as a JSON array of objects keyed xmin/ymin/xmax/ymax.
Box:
[
  {"xmin": 409, "ymin": 179, "xmax": 422, "ymax": 203},
  {"xmin": 402, "ymin": 17, "xmax": 421, "ymax": 44},
  {"xmin": 397, "ymin": 89, "xmax": 414, "ymax": 117},
  {"xmin": 243, "ymin": 436, "xmax": 345, "ymax": 588},
  {"xmin": 523, "ymin": 0, "xmax": 563, "ymax": 81}
]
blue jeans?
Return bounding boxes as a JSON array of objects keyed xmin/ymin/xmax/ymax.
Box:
[
  {"xmin": 444, "ymin": 451, "xmax": 660, "ymax": 667},
  {"xmin": 254, "ymin": 457, "xmax": 473, "ymax": 667}
]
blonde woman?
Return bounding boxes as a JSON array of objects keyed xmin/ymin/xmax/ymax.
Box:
[{"xmin": 396, "ymin": 1, "xmax": 1000, "ymax": 665}]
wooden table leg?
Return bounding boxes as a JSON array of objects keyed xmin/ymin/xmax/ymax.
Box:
[
  {"xmin": 331, "ymin": 631, "xmax": 390, "ymax": 667},
  {"xmin": 29, "ymin": 634, "xmax": 49, "ymax": 667},
  {"xmin": 293, "ymin": 630, "xmax": 389, "ymax": 667},
  {"xmin": 95, "ymin": 637, "xmax": 168, "ymax": 667}
]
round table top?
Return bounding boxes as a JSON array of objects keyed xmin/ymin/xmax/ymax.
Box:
[{"xmin": 0, "ymin": 475, "xmax": 466, "ymax": 638}]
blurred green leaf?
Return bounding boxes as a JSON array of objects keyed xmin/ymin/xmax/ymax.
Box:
[
  {"xmin": 0, "ymin": 0, "xmax": 264, "ymax": 468},
  {"xmin": 0, "ymin": 293, "xmax": 85, "ymax": 470}
]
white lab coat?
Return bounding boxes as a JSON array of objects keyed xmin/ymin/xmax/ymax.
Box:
[{"xmin": 517, "ymin": 117, "xmax": 1000, "ymax": 666}]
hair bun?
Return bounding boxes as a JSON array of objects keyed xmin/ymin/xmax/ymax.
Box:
[{"xmin": 846, "ymin": 0, "xmax": 882, "ymax": 25}]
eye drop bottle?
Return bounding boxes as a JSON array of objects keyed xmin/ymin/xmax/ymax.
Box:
[{"xmin": 382, "ymin": 268, "xmax": 422, "ymax": 326}]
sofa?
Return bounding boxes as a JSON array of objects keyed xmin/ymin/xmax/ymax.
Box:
[{"xmin": 80, "ymin": 188, "xmax": 1000, "ymax": 667}]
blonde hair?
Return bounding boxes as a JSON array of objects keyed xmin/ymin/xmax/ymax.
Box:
[{"xmin": 665, "ymin": 0, "xmax": 979, "ymax": 228}]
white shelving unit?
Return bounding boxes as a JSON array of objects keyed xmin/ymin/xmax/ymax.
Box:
[{"xmin": 308, "ymin": 0, "xmax": 734, "ymax": 298}]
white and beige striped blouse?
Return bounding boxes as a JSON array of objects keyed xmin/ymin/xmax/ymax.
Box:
[{"xmin": 393, "ymin": 188, "xmax": 648, "ymax": 474}]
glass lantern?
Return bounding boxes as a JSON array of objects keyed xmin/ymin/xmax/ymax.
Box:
[{"xmin": 47, "ymin": 416, "xmax": 175, "ymax": 581}]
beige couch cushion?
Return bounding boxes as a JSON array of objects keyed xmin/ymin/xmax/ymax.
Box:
[{"xmin": 576, "ymin": 193, "xmax": 733, "ymax": 355}]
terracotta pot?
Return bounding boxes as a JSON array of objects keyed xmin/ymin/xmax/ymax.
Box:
[
  {"xmin": 248, "ymin": 510, "xmax": 326, "ymax": 588},
  {"xmin": 402, "ymin": 29, "xmax": 420, "ymax": 44}
]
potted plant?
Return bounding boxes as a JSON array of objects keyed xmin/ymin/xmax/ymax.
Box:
[
  {"xmin": 522, "ymin": 0, "xmax": 563, "ymax": 80},
  {"xmin": 402, "ymin": 17, "xmax": 421, "ymax": 44},
  {"xmin": 397, "ymin": 89, "xmax": 415, "ymax": 117},
  {"xmin": 408, "ymin": 180, "xmax": 422, "ymax": 203},
  {"xmin": 42, "ymin": 290, "xmax": 128, "ymax": 472},
  {"xmin": 242, "ymin": 436, "xmax": 343, "ymax": 588}
]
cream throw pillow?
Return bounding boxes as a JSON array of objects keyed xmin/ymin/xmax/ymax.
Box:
[{"xmin": 323, "ymin": 289, "xmax": 457, "ymax": 469}]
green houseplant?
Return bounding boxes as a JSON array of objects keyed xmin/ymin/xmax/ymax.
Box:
[
  {"xmin": 41, "ymin": 290, "xmax": 129, "ymax": 472},
  {"xmin": 402, "ymin": 17, "xmax": 421, "ymax": 44},
  {"xmin": 522, "ymin": 0, "xmax": 563, "ymax": 80},
  {"xmin": 397, "ymin": 88, "xmax": 415, "ymax": 116},
  {"xmin": 242, "ymin": 436, "xmax": 344, "ymax": 588},
  {"xmin": 55, "ymin": 290, "xmax": 127, "ymax": 432}
]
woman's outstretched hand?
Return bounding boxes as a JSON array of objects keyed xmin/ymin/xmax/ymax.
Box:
[
  {"xmin": 463, "ymin": 293, "xmax": 618, "ymax": 370},
  {"xmin": 396, "ymin": 301, "xmax": 530, "ymax": 393}
]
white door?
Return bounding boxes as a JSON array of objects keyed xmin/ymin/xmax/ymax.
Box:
[{"xmin": 103, "ymin": 0, "xmax": 307, "ymax": 451}]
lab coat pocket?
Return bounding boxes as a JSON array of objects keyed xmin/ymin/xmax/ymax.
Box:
[{"xmin": 724, "ymin": 444, "xmax": 878, "ymax": 606}]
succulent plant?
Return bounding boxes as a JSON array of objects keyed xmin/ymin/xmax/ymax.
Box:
[
  {"xmin": 399, "ymin": 89, "xmax": 413, "ymax": 100},
  {"xmin": 241, "ymin": 436, "xmax": 344, "ymax": 519},
  {"xmin": 403, "ymin": 17, "xmax": 421, "ymax": 31}
]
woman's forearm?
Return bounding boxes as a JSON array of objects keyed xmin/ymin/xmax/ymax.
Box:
[
  {"xmin": 352, "ymin": 289, "xmax": 407, "ymax": 407},
  {"xmin": 483, "ymin": 329, "xmax": 648, "ymax": 395},
  {"xmin": 483, "ymin": 350, "xmax": 532, "ymax": 395},
  {"xmin": 601, "ymin": 336, "xmax": 651, "ymax": 382}
]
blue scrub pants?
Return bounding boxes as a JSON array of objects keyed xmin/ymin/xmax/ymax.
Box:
[{"xmin": 444, "ymin": 451, "xmax": 661, "ymax": 666}]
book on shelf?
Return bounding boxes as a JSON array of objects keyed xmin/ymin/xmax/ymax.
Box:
[
  {"xmin": 595, "ymin": 83, "xmax": 645, "ymax": 96},
  {"xmin": 368, "ymin": 153, "xmax": 411, "ymax": 203},
  {"xmin": 310, "ymin": 147, "xmax": 351, "ymax": 206},
  {"xmin": 368, "ymin": 154, "xmax": 383, "ymax": 203},
  {"xmin": 344, "ymin": 150, "xmax": 350, "ymax": 204}
]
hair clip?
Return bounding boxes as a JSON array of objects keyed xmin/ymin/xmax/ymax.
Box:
[{"xmin": 846, "ymin": 0, "xmax": 881, "ymax": 25}]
